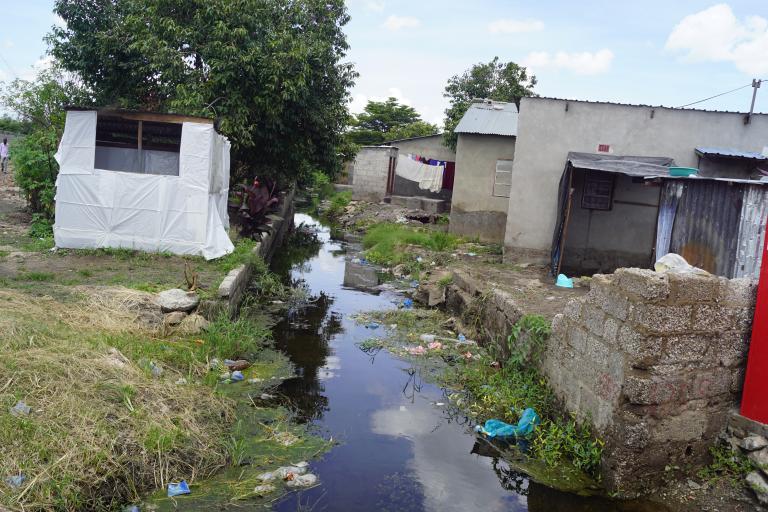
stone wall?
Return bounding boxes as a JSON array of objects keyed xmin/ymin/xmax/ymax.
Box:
[
  {"xmin": 351, "ymin": 146, "xmax": 395, "ymax": 201},
  {"xmin": 543, "ymin": 268, "xmax": 756, "ymax": 495}
]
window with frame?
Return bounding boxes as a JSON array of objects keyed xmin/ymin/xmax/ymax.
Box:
[
  {"xmin": 95, "ymin": 115, "xmax": 182, "ymax": 176},
  {"xmin": 493, "ymin": 159, "xmax": 514, "ymax": 198},
  {"xmin": 581, "ymin": 171, "xmax": 615, "ymax": 210}
]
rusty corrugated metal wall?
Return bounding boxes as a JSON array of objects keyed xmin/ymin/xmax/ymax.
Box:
[
  {"xmin": 734, "ymin": 185, "xmax": 768, "ymax": 279},
  {"xmin": 668, "ymin": 180, "xmax": 744, "ymax": 277}
]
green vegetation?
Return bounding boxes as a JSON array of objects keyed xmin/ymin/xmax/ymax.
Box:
[
  {"xmin": 698, "ymin": 443, "xmax": 755, "ymax": 486},
  {"xmin": 346, "ymin": 97, "xmax": 439, "ymax": 147},
  {"xmin": 324, "ymin": 190, "xmax": 352, "ymax": 221},
  {"xmin": 362, "ymin": 223, "xmax": 460, "ymax": 265},
  {"xmin": 437, "ymin": 274, "xmax": 454, "ymax": 288}
]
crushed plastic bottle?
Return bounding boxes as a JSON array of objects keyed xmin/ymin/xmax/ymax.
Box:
[
  {"xmin": 230, "ymin": 371, "xmax": 244, "ymax": 382},
  {"xmin": 10, "ymin": 401, "xmax": 31, "ymax": 417}
]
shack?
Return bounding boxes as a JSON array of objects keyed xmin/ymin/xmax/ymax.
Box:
[
  {"xmin": 382, "ymin": 134, "xmax": 456, "ymax": 205},
  {"xmin": 450, "ymin": 100, "xmax": 518, "ymax": 242},
  {"xmin": 54, "ymin": 108, "xmax": 233, "ymax": 259},
  {"xmin": 551, "ymin": 152, "xmax": 768, "ymax": 278}
]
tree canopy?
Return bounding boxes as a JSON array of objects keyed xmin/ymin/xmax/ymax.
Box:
[
  {"xmin": 346, "ymin": 97, "xmax": 438, "ymax": 146},
  {"xmin": 48, "ymin": 0, "xmax": 356, "ymax": 184},
  {"xmin": 442, "ymin": 57, "xmax": 536, "ymax": 149}
]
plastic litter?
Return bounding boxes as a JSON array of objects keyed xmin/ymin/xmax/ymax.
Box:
[
  {"xmin": 402, "ymin": 298, "xmax": 414, "ymax": 309},
  {"xmin": 407, "ymin": 346, "xmax": 427, "ymax": 356},
  {"xmin": 167, "ymin": 480, "xmax": 191, "ymax": 497},
  {"xmin": 175, "ymin": 377, "xmax": 188, "ymax": 385},
  {"xmin": 219, "ymin": 372, "xmax": 232, "ymax": 381},
  {"xmin": 475, "ymin": 408, "xmax": 541, "ymax": 439},
  {"xmin": 10, "ymin": 401, "xmax": 31, "ymax": 417},
  {"xmin": 555, "ymin": 274, "xmax": 574, "ymax": 288},
  {"xmin": 230, "ymin": 371, "xmax": 245, "ymax": 382},
  {"xmin": 457, "ymin": 334, "xmax": 466, "ymax": 342},
  {"xmin": 427, "ymin": 341, "xmax": 442, "ymax": 350},
  {"xmin": 654, "ymin": 253, "xmax": 709, "ymax": 275},
  {"xmin": 4, "ymin": 474, "xmax": 25, "ymax": 488},
  {"xmin": 285, "ymin": 473, "xmax": 318, "ymax": 488},
  {"xmin": 257, "ymin": 465, "xmax": 308, "ymax": 482},
  {"xmin": 260, "ymin": 393, "xmax": 275, "ymax": 400},
  {"xmin": 419, "ymin": 334, "xmax": 436, "ymax": 343},
  {"xmin": 366, "ymin": 322, "xmax": 380, "ymax": 329},
  {"xmin": 248, "ymin": 378, "xmax": 263, "ymax": 384},
  {"xmin": 416, "ymin": 256, "xmax": 423, "ymax": 263},
  {"xmin": 253, "ymin": 483, "xmax": 275, "ymax": 495},
  {"xmin": 410, "ymin": 280, "xmax": 419, "ymax": 288},
  {"xmin": 467, "ymin": 252, "xmax": 477, "ymax": 257},
  {"xmin": 124, "ymin": 506, "xmax": 140, "ymax": 512},
  {"xmin": 150, "ymin": 362, "xmax": 163, "ymax": 378}
]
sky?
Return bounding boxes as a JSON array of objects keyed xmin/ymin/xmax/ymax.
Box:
[{"xmin": 1, "ymin": 1, "xmax": 767, "ymax": 126}]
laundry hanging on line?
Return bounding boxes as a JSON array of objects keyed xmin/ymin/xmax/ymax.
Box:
[{"xmin": 395, "ymin": 154, "xmax": 444, "ymax": 193}]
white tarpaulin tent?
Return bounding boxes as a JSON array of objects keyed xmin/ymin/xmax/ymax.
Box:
[{"xmin": 54, "ymin": 109, "xmax": 234, "ymax": 259}]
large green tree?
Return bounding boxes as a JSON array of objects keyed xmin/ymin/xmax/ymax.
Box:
[
  {"xmin": 48, "ymin": 0, "xmax": 356, "ymax": 184},
  {"xmin": 443, "ymin": 57, "xmax": 536, "ymax": 150},
  {"xmin": 346, "ymin": 97, "xmax": 438, "ymax": 146}
]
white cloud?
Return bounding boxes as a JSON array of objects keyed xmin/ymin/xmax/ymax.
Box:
[
  {"xmin": 366, "ymin": 1, "xmax": 385, "ymax": 12},
  {"xmin": 349, "ymin": 87, "xmax": 412, "ymax": 113},
  {"xmin": 383, "ymin": 15, "xmax": 420, "ymax": 31},
  {"xmin": 666, "ymin": 4, "xmax": 768, "ymax": 75},
  {"xmin": 19, "ymin": 56, "xmax": 55, "ymax": 81},
  {"xmin": 52, "ymin": 14, "xmax": 66, "ymax": 28},
  {"xmin": 488, "ymin": 18, "xmax": 544, "ymax": 34},
  {"xmin": 523, "ymin": 49, "xmax": 614, "ymax": 75}
]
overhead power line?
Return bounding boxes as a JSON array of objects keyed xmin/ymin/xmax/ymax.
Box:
[{"xmin": 676, "ymin": 82, "xmax": 755, "ymax": 108}]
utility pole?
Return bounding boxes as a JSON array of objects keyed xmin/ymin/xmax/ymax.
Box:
[{"xmin": 745, "ymin": 78, "xmax": 762, "ymax": 125}]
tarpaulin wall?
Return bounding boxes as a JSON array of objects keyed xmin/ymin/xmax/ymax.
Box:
[{"xmin": 53, "ymin": 110, "xmax": 234, "ymax": 259}]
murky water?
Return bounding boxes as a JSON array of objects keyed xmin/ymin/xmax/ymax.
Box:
[{"xmin": 268, "ymin": 214, "xmax": 663, "ymax": 512}]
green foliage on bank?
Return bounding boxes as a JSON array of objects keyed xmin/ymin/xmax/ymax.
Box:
[{"xmin": 362, "ymin": 223, "xmax": 460, "ymax": 265}]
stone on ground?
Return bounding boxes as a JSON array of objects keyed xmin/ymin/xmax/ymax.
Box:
[
  {"xmin": 741, "ymin": 435, "xmax": 768, "ymax": 451},
  {"xmin": 177, "ymin": 313, "xmax": 210, "ymax": 335},
  {"xmin": 164, "ymin": 311, "xmax": 188, "ymax": 326},
  {"xmin": 156, "ymin": 289, "xmax": 200, "ymax": 313},
  {"xmin": 749, "ymin": 447, "xmax": 768, "ymax": 472},
  {"xmin": 746, "ymin": 471, "xmax": 768, "ymax": 505}
]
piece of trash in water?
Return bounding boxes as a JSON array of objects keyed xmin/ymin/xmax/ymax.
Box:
[
  {"xmin": 150, "ymin": 362, "xmax": 163, "ymax": 378},
  {"xmin": 175, "ymin": 377, "xmax": 188, "ymax": 385},
  {"xmin": 475, "ymin": 407, "xmax": 541, "ymax": 439},
  {"xmin": 427, "ymin": 341, "xmax": 442, "ymax": 350},
  {"xmin": 407, "ymin": 346, "xmax": 427, "ymax": 356},
  {"xmin": 258, "ymin": 465, "xmax": 308, "ymax": 482},
  {"xmin": 230, "ymin": 371, "xmax": 245, "ymax": 382},
  {"xmin": 435, "ymin": 402, "xmax": 445, "ymax": 406},
  {"xmin": 366, "ymin": 322, "xmax": 380, "ymax": 329},
  {"xmin": 10, "ymin": 401, "xmax": 31, "ymax": 417},
  {"xmin": 285, "ymin": 474, "xmax": 318, "ymax": 488},
  {"xmin": 555, "ymin": 274, "xmax": 574, "ymax": 288},
  {"xmin": 167, "ymin": 480, "xmax": 191, "ymax": 497},
  {"xmin": 419, "ymin": 334, "xmax": 435, "ymax": 343},
  {"xmin": 260, "ymin": 393, "xmax": 275, "ymax": 400},
  {"xmin": 4, "ymin": 474, "xmax": 25, "ymax": 488},
  {"xmin": 253, "ymin": 483, "xmax": 275, "ymax": 495},
  {"xmin": 351, "ymin": 257, "xmax": 361, "ymax": 264},
  {"xmin": 389, "ymin": 324, "xmax": 397, "ymax": 329},
  {"xmin": 402, "ymin": 298, "xmax": 414, "ymax": 309},
  {"xmin": 410, "ymin": 280, "xmax": 419, "ymax": 288}
]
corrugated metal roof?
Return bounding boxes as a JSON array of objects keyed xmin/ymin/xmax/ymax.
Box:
[
  {"xmin": 454, "ymin": 101, "xmax": 518, "ymax": 136},
  {"xmin": 695, "ymin": 147, "xmax": 768, "ymax": 161},
  {"xmin": 566, "ymin": 152, "xmax": 674, "ymax": 177}
]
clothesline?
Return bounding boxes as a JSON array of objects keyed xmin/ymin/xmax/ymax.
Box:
[
  {"xmin": 395, "ymin": 153, "xmax": 444, "ymax": 192},
  {"xmin": 408, "ymin": 153, "xmax": 449, "ymax": 167}
]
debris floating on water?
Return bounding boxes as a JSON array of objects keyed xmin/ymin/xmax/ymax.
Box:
[
  {"xmin": 366, "ymin": 322, "xmax": 380, "ymax": 329},
  {"xmin": 253, "ymin": 483, "xmax": 275, "ymax": 495},
  {"xmin": 285, "ymin": 473, "xmax": 318, "ymax": 488}
]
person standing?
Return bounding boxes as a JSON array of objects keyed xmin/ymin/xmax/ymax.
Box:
[{"xmin": 0, "ymin": 138, "xmax": 8, "ymax": 174}]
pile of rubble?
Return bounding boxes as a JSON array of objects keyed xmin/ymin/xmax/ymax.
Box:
[{"xmin": 727, "ymin": 424, "xmax": 768, "ymax": 505}]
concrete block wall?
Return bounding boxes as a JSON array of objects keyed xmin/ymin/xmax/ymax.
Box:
[
  {"xmin": 351, "ymin": 147, "xmax": 395, "ymax": 201},
  {"xmin": 543, "ymin": 268, "xmax": 756, "ymax": 495}
]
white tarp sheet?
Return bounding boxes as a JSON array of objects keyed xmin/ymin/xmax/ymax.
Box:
[{"xmin": 54, "ymin": 110, "xmax": 234, "ymax": 259}]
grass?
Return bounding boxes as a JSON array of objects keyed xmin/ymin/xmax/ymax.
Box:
[
  {"xmin": 362, "ymin": 223, "xmax": 460, "ymax": 265},
  {"xmin": 0, "ymin": 275, "xmax": 304, "ymax": 511},
  {"xmin": 322, "ymin": 190, "xmax": 352, "ymax": 222}
]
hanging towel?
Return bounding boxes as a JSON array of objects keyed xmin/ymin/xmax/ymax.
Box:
[{"xmin": 395, "ymin": 154, "xmax": 444, "ymax": 193}]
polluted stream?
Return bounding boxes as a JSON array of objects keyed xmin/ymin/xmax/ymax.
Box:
[{"xmin": 263, "ymin": 213, "xmax": 661, "ymax": 512}]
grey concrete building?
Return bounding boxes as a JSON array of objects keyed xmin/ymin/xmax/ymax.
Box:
[
  {"xmin": 350, "ymin": 146, "xmax": 396, "ymax": 202},
  {"xmin": 450, "ymin": 100, "xmax": 518, "ymax": 242},
  {"xmin": 504, "ymin": 97, "xmax": 768, "ymax": 267}
]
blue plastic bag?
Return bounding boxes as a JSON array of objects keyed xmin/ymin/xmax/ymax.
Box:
[
  {"xmin": 555, "ymin": 274, "xmax": 574, "ymax": 288},
  {"xmin": 167, "ymin": 480, "xmax": 191, "ymax": 497},
  {"xmin": 402, "ymin": 298, "xmax": 414, "ymax": 309},
  {"xmin": 366, "ymin": 322, "xmax": 380, "ymax": 329},
  {"xmin": 475, "ymin": 408, "xmax": 540, "ymax": 439},
  {"xmin": 230, "ymin": 371, "xmax": 244, "ymax": 382},
  {"xmin": 4, "ymin": 474, "xmax": 25, "ymax": 488}
]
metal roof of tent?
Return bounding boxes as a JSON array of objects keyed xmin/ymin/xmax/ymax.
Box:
[{"xmin": 695, "ymin": 147, "xmax": 768, "ymax": 161}]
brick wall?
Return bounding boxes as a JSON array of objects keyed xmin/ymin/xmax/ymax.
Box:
[
  {"xmin": 351, "ymin": 147, "xmax": 395, "ymax": 201},
  {"xmin": 543, "ymin": 268, "xmax": 756, "ymax": 495}
]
